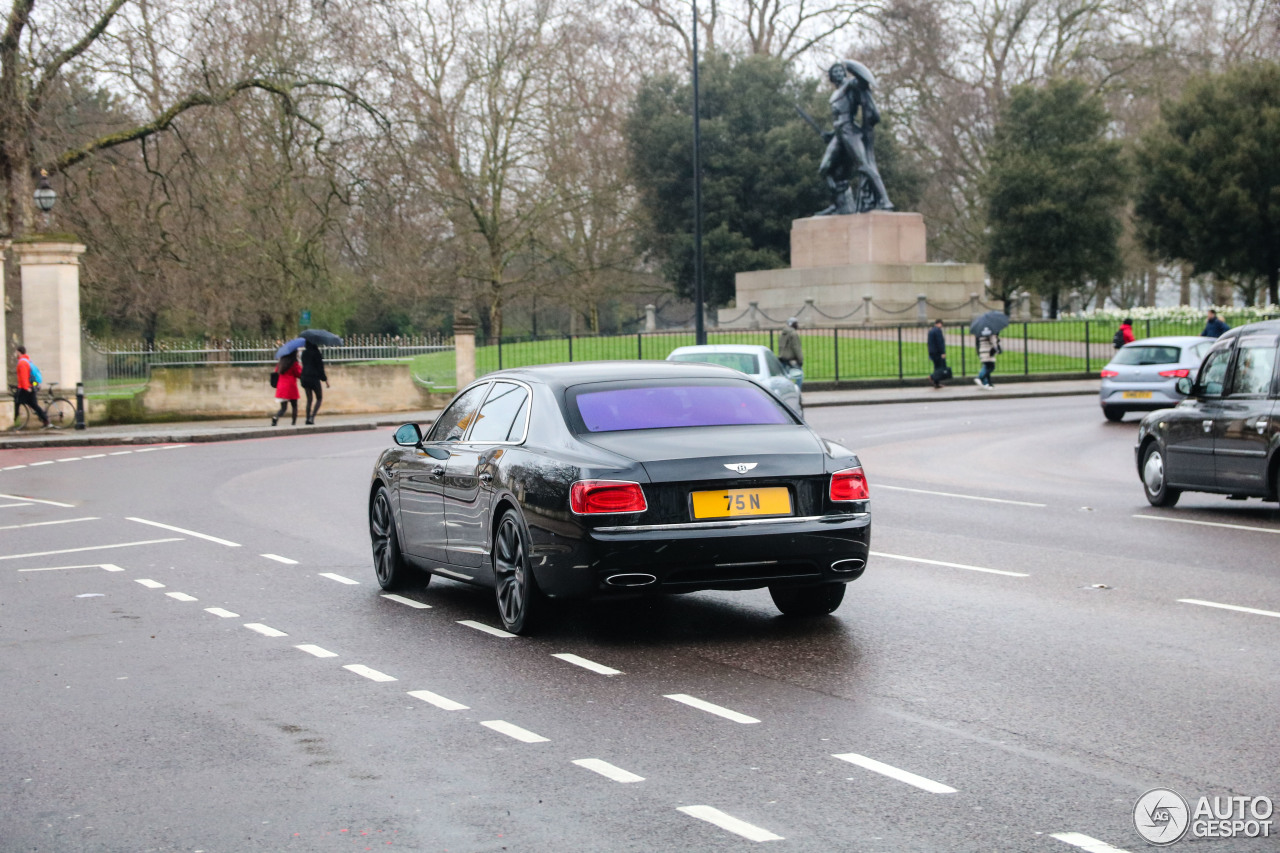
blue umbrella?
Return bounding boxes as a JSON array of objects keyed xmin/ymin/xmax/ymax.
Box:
[
  {"xmin": 275, "ymin": 337, "xmax": 306, "ymax": 359},
  {"xmin": 299, "ymin": 328, "xmax": 343, "ymax": 346}
]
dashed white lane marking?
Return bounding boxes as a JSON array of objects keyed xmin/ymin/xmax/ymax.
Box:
[
  {"xmin": 407, "ymin": 690, "xmax": 468, "ymax": 711},
  {"xmin": 677, "ymin": 806, "xmax": 783, "ymax": 842},
  {"xmin": 160, "ymin": 444, "xmax": 188, "ymax": 449},
  {"xmin": 165, "ymin": 592, "xmax": 198, "ymax": 602},
  {"xmin": 133, "ymin": 447, "xmax": 160, "ymax": 453},
  {"xmin": 0, "ymin": 517, "xmax": 99, "ymax": 531},
  {"xmin": 319, "ymin": 572, "xmax": 359, "ymax": 585},
  {"xmin": 127, "ymin": 517, "xmax": 240, "ymax": 547},
  {"xmin": 1134, "ymin": 514, "xmax": 1280, "ymax": 535},
  {"xmin": 295, "ymin": 644, "xmax": 338, "ymax": 658},
  {"xmin": 261, "ymin": 554, "xmax": 298, "ymax": 564},
  {"xmin": 0, "ymin": 492, "xmax": 76, "ymax": 507},
  {"xmin": 136, "ymin": 579, "xmax": 166, "ymax": 589},
  {"xmin": 343, "ymin": 664, "xmax": 397, "ymax": 682},
  {"xmin": 875, "ymin": 483, "xmax": 1046, "ymax": 506},
  {"xmin": 573, "ymin": 758, "xmax": 644, "ymax": 783},
  {"xmin": 665, "ymin": 694, "xmax": 760, "ymax": 724},
  {"xmin": 28, "ymin": 461, "xmax": 54, "ymax": 467},
  {"xmin": 0, "ymin": 538, "xmax": 182, "ymax": 561},
  {"xmin": 244, "ymin": 623, "xmax": 288, "ymax": 638},
  {"xmin": 1178, "ymin": 598, "xmax": 1280, "ymax": 619},
  {"xmin": 1050, "ymin": 831, "xmax": 1132, "ymax": 852},
  {"xmin": 553, "ymin": 653, "xmax": 621, "ymax": 676},
  {"xmin": 481, "ymin": 720, "xmax": 549, "ymax": 743},
  {"xmin": 81, "ymin": 454, "xmax": 107, "ymax": 459},
  {"xmin": 382, "ymin": 594, "xmax": 431, "ymax": 609},
  {"xmin": 0, "ymin": 502, "xmax": 34, "ymax": 508},
  {"xmin": 108, "ymin": 451, "xmax": 133, "ymax": 456},
  {"xmin": 17, "ymin": 563, "xmax": 123, "ymax": 573},
  {"xmin": 2, "ymin": 465, "xmax": 27, "ymax": 470},
  {"xmin": 458, "ymin": 620, "xmax": 516, "ymax": 638},
  {"xmin": 870, "ymin": 550, "xmax": 1029, "ymax": 578},
  {"xmin": 833, "ymin": 753, "xmax": 957, "ymax": 793},
  {"xmin": 205, "ymin": 607, "xmax": 239, "ymax": 618},
  {"xmin": 56, "ymin": 457, "xmax": 82, "ymax": 463}
]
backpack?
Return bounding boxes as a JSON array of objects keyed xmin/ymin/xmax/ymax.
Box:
[
  {"xmin": 28, "ymin": 360, "xmax": 42, "ymax": 386},
  {"xmin": 269, "ymin": 371, "xmax": 279, "ymax": 388},
  {"xmin": 1113, "ymin": 328, "xmax": 1126, "ymax": 349}
]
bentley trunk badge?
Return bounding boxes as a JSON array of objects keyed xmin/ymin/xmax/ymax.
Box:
[{"xmin": 724, "ymin": 462, "xmax": 758, "ymax": 474}]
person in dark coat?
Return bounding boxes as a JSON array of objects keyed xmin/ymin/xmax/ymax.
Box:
[
  {"xmin": 777, "ymin": 317, "xmax": 804, "ymax": 390},
  {"xmin": 272, "ymin": 351, "xmax": 302, "ymax": 426},
  {"xmin": 926, "ymin": 319, "xmax": 947, "ymax": 388},
  {"xmin": 1201, "ymin": 309, "xmax": 1230, "ymax": 338},
  {"xmin": 300, "ymin": 341, "xmax": 329, "ymax": 425}
]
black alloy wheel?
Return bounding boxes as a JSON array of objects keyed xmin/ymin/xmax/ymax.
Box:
[
  {"xmin": 1103, "ymin": 406, "xmax": 1125, "ymax": 422},
  {"xmin": 370, "ymin": 487, "xmax": 418, "ymax": 590},
  {"xmin": 493, "ymin": 508, "xmax": 542, "ymax": 634},
  {"xmin": 769, "ymin": 582, "xmax": 846, "ymax": 616},
  {"xmin": 1141, "ymin": 443, "xmax": 1181, "ymax": 507}
]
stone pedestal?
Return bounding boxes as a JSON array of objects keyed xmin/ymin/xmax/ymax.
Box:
[
  {"xmin": 454, "ymin": 314, "xmax": 477, "ymax": 388},
  {"xmin": 16, "ymin": 241, "xmax": 86, "ymax": 389},
  {"xmin": 722, "ymin": 213, "xmax": 986, "ymax": 327}
]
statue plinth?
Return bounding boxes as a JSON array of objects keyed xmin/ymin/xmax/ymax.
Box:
[{"xmin": 791, "ymin": 211, "xmax": 927, "ymax": 268}]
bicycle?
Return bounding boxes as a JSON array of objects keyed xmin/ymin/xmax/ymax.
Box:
[{"xmin": 9, "ymin": 382, "xmax": 76, "ymax": 429}]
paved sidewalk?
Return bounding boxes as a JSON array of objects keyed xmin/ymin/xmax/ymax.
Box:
[{"xmin": 0, "ymin": 378, "xmax": 1099, "ymax": 450}]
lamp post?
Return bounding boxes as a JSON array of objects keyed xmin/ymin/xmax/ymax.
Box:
[
  {"xmin": 691, "ymin": 0, "xmax": 706, "ymax": 345},
  {"xmin": 33, "ymin": 169, "xmax": 56, "ymax": 230}
]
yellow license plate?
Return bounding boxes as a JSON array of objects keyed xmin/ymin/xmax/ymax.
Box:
[
  {"xmin": 1122, "ymin": 391, "xmax": 1153, "ymax": 399},
  {"xmin": 691, "ymin": 487, "xmax": 792, "ymax": 519}
]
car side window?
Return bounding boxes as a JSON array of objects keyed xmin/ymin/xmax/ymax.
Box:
[
  {"xmin": 1227, "ymin": 339, "xmax": 1278, "ymax": 397},
  {"xmin": 468, "ymin": 382, "xmax": 530, "ymax": 443},
  {"xmin": 764, "ymin": 352, "xmax": 787, "ymax": 377},
  {"xmin": 1196, "ymin": 349, "xmax": 1230, "ymax": 398},
  {"xmin": 426, "ymin": 384, "xmax": 489, "ymax": 442}
]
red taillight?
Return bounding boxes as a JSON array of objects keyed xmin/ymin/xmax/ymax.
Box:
[
  {"xmin": 1159, "ymin": 368, "xmax": 1190, "ymax": 378},
  {"xmin": 830, "ymin": 467, "xmax": 869, "ymax": 502},
  {"xmin": 1100, "ymin": 369, "xmax": 1119, "ymax": 378},
  {"xmin": 570, "ymin": 480, "xmax": 648, "ymax": 514}
]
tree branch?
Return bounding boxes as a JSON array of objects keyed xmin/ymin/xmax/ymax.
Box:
[{"xmin": 33, "ymin": 0, "xmax": 130, "ymax": 110}]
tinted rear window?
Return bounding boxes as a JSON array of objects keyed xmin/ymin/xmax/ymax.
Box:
[
  {"xmin": 571, "ymin": 381, "xmax": 792, "ymax": 432},
  {"xmin": 1113, "ymin": 346, "xmax": 1180, "ymax": 365},
  {"xmin": 670, "ymin": 352, "xmax": 759, "ymax": 374}
]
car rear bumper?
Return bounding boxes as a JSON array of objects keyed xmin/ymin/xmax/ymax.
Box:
[
  {"xmin": 532, "ymin": 512, "xmax": 871, "ymax": 598},
  {"xmin": 1099, "ymin": 384, "xmax": 1183, "ymax": 409}
]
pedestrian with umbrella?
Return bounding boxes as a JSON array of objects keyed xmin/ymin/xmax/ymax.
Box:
[
  {"xmin": 271, "ymin": 341, "xmax": 304, "ymax": 426},
  {"xmin": 300, "ymin": 340, "xmax": 330, "ymax": 424},
  {"xmin": 969, "ymin": 311, "xmax": 1009, "ymax": 389}
]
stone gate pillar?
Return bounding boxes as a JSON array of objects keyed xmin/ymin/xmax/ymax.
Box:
[
  {"xmin": 16, "ymin": 241, "xmax": 86, "ymax": 389},
  {"xmin": 454, "ymin": 313, "xmax": 477, "ymax": 389},
  {"xmin": 0, "ymin": 243, "xmax": 9, "ymax": 429}
]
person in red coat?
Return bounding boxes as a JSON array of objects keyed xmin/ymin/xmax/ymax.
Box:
[{"xmin": 272, "ymin": 351, "xmax": 302, "ymax": 426}]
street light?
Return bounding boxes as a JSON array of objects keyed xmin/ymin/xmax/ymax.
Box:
[{"xmin": 33, "ymin": 169, "xmax": 56, "ymax": 229}]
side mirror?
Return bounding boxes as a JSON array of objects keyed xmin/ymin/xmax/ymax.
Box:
[
  {"xmin": 1175, "ymin": 377, "xmax": 1194, "ymax": 396},
  {"xmin": 393, "ymin": 423, "xmax": 423, "ymax": 447}
]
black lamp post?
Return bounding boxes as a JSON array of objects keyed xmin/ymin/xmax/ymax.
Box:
[
  {"xmin": 691, "ymin": 0, "xmax": 706, "ymax": 345},
  {"xmin": 33, "ymin": 169, "xmax": 56, "ymax": 229}
]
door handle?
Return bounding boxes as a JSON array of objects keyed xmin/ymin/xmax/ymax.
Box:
[
  {"xmin": 1202, "ymin": 420, "xmax": 1213, "ymax": 433},
  {"xmin": 479, "ymin": 472, "xmax": 493, "ymax": 483},
  {"xmin": 431, "ymin": 466, "xmax": 445, "ymax": 477},
  {"xmin": 1257, "ymin": 419, "xmax": 1269, "ymax": 435}
]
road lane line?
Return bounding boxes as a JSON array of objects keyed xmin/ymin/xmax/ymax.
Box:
[
  {"xmin": 1134, "ymin": 514, "xmax": 1280, "ymax": 535},
  {"xmin": 870, "ymin": 550, "xmax": 1029, "ymax": 577},
  {"xmin": 204, "ymin": 607, "xmax": 239, "ymax": 618},
  {"xmin": 480, "ymin": 720, "xmax": 549, "ymax": 743},
  {"xmin": 108, "ymin": 451, "xmax": 133, "ymax": 456},
  {"xmin": 458, "ymin": 620, "xmax": 516, "ymax": 638},
  {"xmin": 165, "ymin": 592, "xmax": 198, "ymax": 602},
  {"xmin": 15, "ymin": 563, "xmax": 122, "ymax": 573},
  {"xmin": 1178, "ymin": 599, "xmax": 1280, "ymax": 619},
  {"xmin": 100, "ymin": 564, "xmax": 123, "ymax": 572},
  {"xmin": 833, "ymin": 753, "xmax": 956, "ymax": 793},
  {"xmin": 159, "ymin": 444, "xmax": 189, "ymax": 449},
  {"xmin": 0, "ymin": 493, "xmax": 76, "ymax": 507},
  {"xmin": 319, "ymin": 572, "xmax": 359, "ymax": 585},
  {"xmin": 81, "ymin": 454, "xmax": 107, "ymax": 459},
  {"xmin": 407, "ymin": 690, "xmax": 468, "ymax": 711},
  {"xmin": 261, "ymin": 554, "xmax": 298, "ymax": 564},
  {"xmin": 664, "ymin": 694, "xmax": 760, "ymax": 724},
  {"xmin": 553, "ymin": 653, "xmax": 621, "ymax": 676},
  {"xmin": 1050, "ymin": 832, "xmax": 1132, "ymax": 852},
  {"xmin": 875, "ymin": 483, "xmax": 1046, "ymax": 506},
  {"xmin": 56, "ymin": 458, "xmax": 82, "ymax": 463},
  {"xmin": 295, "ymin": 644, "xmax": 338, "ymax": 658},
  {"xmin": 2, "ymin": 465, "xmax": 27, "ymax": 470},
  {"xmin": 677, "ymin": 806, "xmax": 783, "ymax": 842},
  {"xmin": 244, "ymin": 623, "xmax": 288, "ymax": 638},
  {"xmin": 136, "ymin": 579, "xmax": 165, "ymax": 588},
  {"xmin": 126, "ymin": 517, "xmax": 240, "ymax": 547},
  {"xmin": 28, "ymin": 461, "xmax": 54, "ymax": 467},
  {"xmin": 343, "ymin": 664, "xmax": 397, "ymax": 682},
  {"xmin": 0, "ymin": 517, "xmax": 99, "ymax": 531},
  {"xmin": 573, "ymin": 759, "xmax": 644, "ymax": 783},
  {"xmin": 382, "ymin": 594, "xmax": 431, "ymax": 609},
  {"xmin": 133, "ymin": 448, "xmax": 160, "ymax": 453},
  {"xmin": 0, "ymin": 502, "xmax": 34, "ymax": 508},
  {"xmin": 1, "ymin": 538, "xmax": 182, "ymax": 561}
]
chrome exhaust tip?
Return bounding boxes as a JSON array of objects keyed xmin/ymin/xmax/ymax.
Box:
[
  {"xmin": 831, "ymin": 558, "xmax": 865, "ymax": 574},
  {"xmin": 605, "ymin": 573, "xmax": 658, "ymax": 588}
]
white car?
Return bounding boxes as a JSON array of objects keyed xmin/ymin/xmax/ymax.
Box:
[
  {"xmin": 666, "ymin": 344, "xmax": 803, "ymax": 418},
  {"xmin": 1099, "ymin": 335, "xmax": 1214, "ymax": 422}
]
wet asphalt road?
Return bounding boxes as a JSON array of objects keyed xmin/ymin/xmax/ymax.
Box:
[{"xmin": 1, "ymin": 395, "xmax": 1277, "ymax": 852}]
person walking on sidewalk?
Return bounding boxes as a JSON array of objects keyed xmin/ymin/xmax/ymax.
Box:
[
  {"xmin": 927, "ymin": 319, "xmax": 948, "ymax": 388},
  {"xmin": 778, "ymin": 317, "xmax": 804, "ymax": 390},
  {"xmin": 1201, "ymin": 309, "xmax": 1230, "ymax": 338},
  {"xmin": 974, "ymin": 327, "xmax": 1000, "ymax": 389},
  {"xmin": 1114, "ymin": 317, "xmax": 1135, "ymax": 349},
  {"xmin": 300, "ymin": 340, "xmax": 329, "ymax": 425},
  {"xmin": 11, "ymin": 345, "xmax": 51, "ymax": 428},
  {"xmin": 272, "ymin": 350, "xmax": 302, "ymax": 426}
]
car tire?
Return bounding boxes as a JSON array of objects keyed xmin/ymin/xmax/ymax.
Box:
[
  {"xmin": 1103, "ymin": 405, "xmax": 1125, "ymax": 422},
  {"xmin": 1141, "ymin": 443, "xmax": 1181, "ymax": 507},
  {"xmin": 493, "ymin": 508, "xmax": 543, "ymax": 635},
  {"xmin": 769, "ymin": 582, "xmax": 846, "ymax": 616},
  {"xmin": 370, "ymin": 487, "xmax": 418, "ymax": 590}
]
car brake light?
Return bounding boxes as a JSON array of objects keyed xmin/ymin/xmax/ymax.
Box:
[
  {"xmin": 1100, "ymin": 369, "xmax": 1119, "ymax": 378},
  {"xmin": 830, "ymin": 467, "xmax": 869, "ymax": 502},
  {"xmin": 570, "ymin": 480, "xmax": 647, "ymax": 514},
  {"xmin": 1159, "ymin": 368, "xmax": 1191, "ymax": 378}
]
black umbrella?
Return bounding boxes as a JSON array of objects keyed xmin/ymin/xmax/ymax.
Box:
[
  {"xmin": 299, "ymin": 328, "xmax": 344, "ymax": 346},
  {"xmin": 969, "ymin": 310, "xmax": 1010, "ymax": 337}
]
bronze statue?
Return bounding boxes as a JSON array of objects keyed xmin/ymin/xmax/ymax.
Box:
[{"xmin": 809, "ymin": 60, "xmax": 893, "ymax": 215}]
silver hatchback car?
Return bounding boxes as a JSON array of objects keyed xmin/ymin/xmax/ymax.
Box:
[
  {"xmin": 667, "ymin": 344, "xmax": 803, "ymax": 418},
  {"xmin": 1099, "ymin": 335, "xmax": 1214, "ymax": 421}
]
